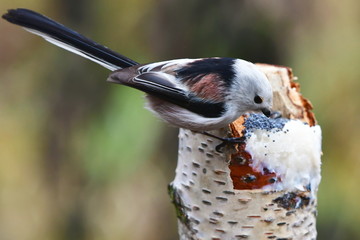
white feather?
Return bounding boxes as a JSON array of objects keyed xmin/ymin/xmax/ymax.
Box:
[
  {"xmin": 145, "ymin": 95, "xmax": 239, "ymax": 131},
  {"xmin": 24, "ymin": 28, "xmax": 119, "ymax": 71},
  {"xmin": 139, "ymin": 59, "xmax": 195, "ymax": 72},
  {"xmin": 139, "ymin": 59, "xmax": 199, "ymax": 91}
]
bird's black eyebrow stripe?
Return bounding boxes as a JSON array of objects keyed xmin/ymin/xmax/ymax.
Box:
[{"xmin": 176, "ymin": 58, "xmax": 236, "ymax": 87}]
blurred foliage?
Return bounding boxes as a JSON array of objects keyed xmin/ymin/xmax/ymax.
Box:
[{"xmin": 0, "ymin": 0, "xmax": 359, "ymax": 239}]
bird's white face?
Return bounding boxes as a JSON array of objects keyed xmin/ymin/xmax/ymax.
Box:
[
  {"xmin": 251, "ymin": 72, "xmax": 273, "ymax": 113},
  {"xmin": 230, "ymin": 60, "xmax": 273, "ymax": 116}
]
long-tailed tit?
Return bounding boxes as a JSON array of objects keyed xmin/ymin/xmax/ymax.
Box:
[{"xmin": 2, "ymin": 9, "xmax": 272, "ymax": 134}]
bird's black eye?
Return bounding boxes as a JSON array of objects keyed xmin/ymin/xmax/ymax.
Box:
[{"xmin": 254, "ymin": 95, "xmax": 263, "ymax": 104}]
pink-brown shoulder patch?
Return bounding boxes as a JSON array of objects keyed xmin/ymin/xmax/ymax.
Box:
[{"xmin": 190, "ymin": 73, "xmax": 225, "ymax": 102}]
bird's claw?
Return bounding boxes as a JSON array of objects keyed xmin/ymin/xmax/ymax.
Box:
[
  {"xmin": 270, "ymin": 111, "xmax": 282, "ymax": 119},
  {"xmin": 200, "ymin": 131, "xmax": 246, "ymax": 153},
  {"xmin": 215, "ymin": 142, "xmax": 227, "ymax": 153},
  {"xmin": 215, "ymin": 136, "xmax": 246, "ymax": 153}
]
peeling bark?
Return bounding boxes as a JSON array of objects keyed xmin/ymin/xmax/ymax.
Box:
[
  {"xmin": 170, "ymin": 65, "xmax": 321, "ymax": 240},
  {"xmin": 254, "ymin": 64, "xmax": 316, "ymax": 126}
]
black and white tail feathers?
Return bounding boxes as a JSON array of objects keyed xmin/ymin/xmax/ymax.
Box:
[{"xmin": 2, "ymin": 8, "xmax": 139, "ymax": 70}]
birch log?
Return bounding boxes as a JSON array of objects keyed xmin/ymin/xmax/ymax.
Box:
[{"xmin": 169, "ymin": 64, "xmax": 322, "ymax": 240}]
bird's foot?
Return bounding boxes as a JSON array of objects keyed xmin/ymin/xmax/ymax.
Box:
[
  {"xmin": 269, "ymin": 111, "xmax": 282, "ymax": 119},
  {"xmin": 201, "ymin": 132, "xmax": 246, "ymax": 153}
]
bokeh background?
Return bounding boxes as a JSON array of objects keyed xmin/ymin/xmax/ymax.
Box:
[{"xmin": 1, "ymin": 0, "xmax": 359, "ymax": 239}]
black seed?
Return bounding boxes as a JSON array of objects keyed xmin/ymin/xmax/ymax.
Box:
[
  {"xmin": 269, "ymin": 178, "xmax": 277, "ymax": 183},
  {"xmin": 242, "ymin": 174, "xmax": 257, "ymax": 183}
]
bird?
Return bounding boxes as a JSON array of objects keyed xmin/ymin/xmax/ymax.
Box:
[{"xmin": 2, "ymin": 8, "xmax": 273, "ymax": 139}]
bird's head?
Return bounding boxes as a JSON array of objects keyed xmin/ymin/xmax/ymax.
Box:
[{"xmin": 229, "ymin": 59, "xmax": 273, "ymax": 117}]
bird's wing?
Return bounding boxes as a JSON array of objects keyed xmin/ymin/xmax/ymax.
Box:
[
  {"xmin": 108, "ymin": 59, "xmax": 227, "ymax": 118},
  {"xmin": 138, "ymin": 58, "xmax": 236, "ymax": 102}
]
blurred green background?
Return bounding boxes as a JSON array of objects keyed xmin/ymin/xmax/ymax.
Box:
[{"xmin": 0, "ymin": 0, "xmax": 359, "ymax": 239}]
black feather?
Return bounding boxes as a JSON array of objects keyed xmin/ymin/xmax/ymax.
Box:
[
  {"xmin": 186, "ymin": 95, "xmax": 225, "ymax": 118},
  {"xmin": 176, "ymin": 58, "xmax": 236, "ymax": 87},
  {"xmin": 2, "ymin": 8, "xmax": 138, "ymax": 69}
]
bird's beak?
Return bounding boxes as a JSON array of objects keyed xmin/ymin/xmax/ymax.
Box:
[{"xmin": 261, "ymin": 108, "xmax": 272, "ymax": 117}]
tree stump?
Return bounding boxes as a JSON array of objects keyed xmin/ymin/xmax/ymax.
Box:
[{"xmin": 169, "ymin": 64, "xmax": 322, "ymax": 240}]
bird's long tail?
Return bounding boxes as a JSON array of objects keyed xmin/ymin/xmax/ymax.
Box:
[{"xmin": 2, "ymin": 8, "xmax": 139, "ymax": 70}]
